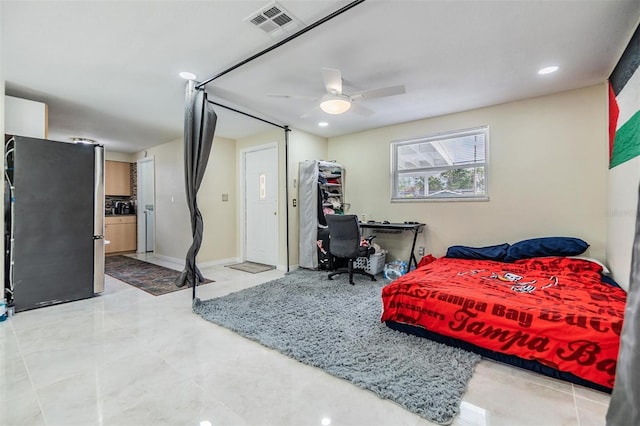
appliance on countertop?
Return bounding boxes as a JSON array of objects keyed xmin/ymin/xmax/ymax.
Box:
[
  {"xmin": 123, "ymin": 201, "xmax": 134, "ymax": 215},
  {"xmin": 4, "ymin": 136, "xmax": 105, "ymax": 312},
  {"xmin": 114, "ymin": 201, "xmax": 124, "ymax": 215},
  {"xmin": 111, "ymin": 201, "xmax": 135, "ymax": 215}
]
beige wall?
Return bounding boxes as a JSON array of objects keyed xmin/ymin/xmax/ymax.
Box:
[
  {"xmin": 134, "ymin": 135, "xmax": 237, "ymax": 264},
  {"xmin": 328, "ymin": 84, "xmax": 608, "ymax": 263},
  {"xmin": 608, "ymin": 158, "xmax": 639, "ymax": 290},
  {"xmin": 129, "ymin": 84, "xmax": 611, "ymax": 273},
  {"xmin": 199, "ymin": 135, "xmax": 237, "ymax": 263},
  {"xmin": 105, "ymin": 151, "xmax": 135, "ymax": 162}
]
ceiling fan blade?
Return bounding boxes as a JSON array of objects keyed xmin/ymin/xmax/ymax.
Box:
[
  {"xmin": 321, "ymin": 67, "xmax": 343, "ymax": 95},
  {"xmin": 267, "ymin": 93, "xmax": 318, "ymax": 101},
  {"xmin": 349, "ymin": 84, "xmax": 406, "ymax": 101},
  {"xmin": 349, "ymin": 102, "xmax": 375, "ymax": 117}
]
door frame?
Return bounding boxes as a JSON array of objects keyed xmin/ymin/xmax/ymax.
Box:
[
  {"xmin": 239, "ymin": 142, "xmax": 279, "ymax": 266},
  {"xmin": 136, "ymin": 156, "xmax": 155, "ymax": 253}
]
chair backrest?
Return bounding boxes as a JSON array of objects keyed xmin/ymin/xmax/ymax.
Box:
[{"xmin": 325, "ymin": 214, "xmax": 361, "ymax": 259}]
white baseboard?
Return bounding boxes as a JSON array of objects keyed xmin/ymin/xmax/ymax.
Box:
[
  {"xmin": 153, "ymin": 254, "xmax": 293, "ymax": 271},
  {"xmin": 198, "ymin": 257, "xmax": 241, "ymax": 268},
  {"xmin": 151, "ymin": 253, "xmax": 184, "ymax": 267},
  {"xmin": 281, "ymin": 264, "xmax": 298, "ymax": 272},
  {"xmin": 152, "ymin": 254, "xmax": 241, "ymax": 269}
]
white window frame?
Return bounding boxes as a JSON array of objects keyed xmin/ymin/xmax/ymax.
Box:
[{"xmin": 390, "ymin": 126, "xmax": 490, "ymax": 202}]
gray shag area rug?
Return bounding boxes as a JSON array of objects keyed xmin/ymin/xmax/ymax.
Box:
[{"xmin": 193, "ymin": 268, "xmax": 480, "ymax": 425}]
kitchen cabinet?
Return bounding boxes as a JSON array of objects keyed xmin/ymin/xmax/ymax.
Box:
[
  {"xmin": 105, "ymin": 216, "xmax": 136, "ymax": 253},
  {"xmin": 5, "ymin": 96, "xmax": 48, "ymax": 139},
  {"xmin": 105, "ymin": 160, "xmax": 131, "ymax": 196}
]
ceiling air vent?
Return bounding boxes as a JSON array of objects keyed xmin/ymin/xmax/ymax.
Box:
[{"xmin": 244, "ymin": 2, "xmax": 302, "ymax": 38}]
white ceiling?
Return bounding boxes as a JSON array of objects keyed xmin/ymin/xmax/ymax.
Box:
[{"xmin": 2, "ymin": 1, "xmax": 639, "ymax": 153}]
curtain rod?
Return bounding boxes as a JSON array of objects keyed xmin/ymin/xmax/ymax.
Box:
[
  {"xmin": 207, "ymin": 100, "xmax": 289, "ymax": 130},
  {"xmin": 196, "ymin": 0, "xmax": 366, "ymax": 89}
]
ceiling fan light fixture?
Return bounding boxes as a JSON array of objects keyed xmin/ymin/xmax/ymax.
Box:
[{"xmin": 320, "ymin": 97, "xmax": 351, "ymax": 114}]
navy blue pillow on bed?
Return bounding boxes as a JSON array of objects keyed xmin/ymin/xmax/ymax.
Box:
[
  {"xmin": 504, "ymin": 237, "xmax": 589, "ymax": 262},
  {"xmin": 600, "ymin": 274, "xmax": 622, "ymax": 289},
  {"xmin": 446, "ymin": 243, "xmax": 510, "ymax": 261}
]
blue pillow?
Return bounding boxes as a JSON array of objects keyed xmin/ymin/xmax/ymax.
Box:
[
  {"xmin": 504, "ymin": 237, "xmax": 589, "ymax": 262},
  {"xmin": 446, "ymin": 243, "xmax": 510, "ymax": 261},
  {"xmin": 600, "ymin": 274, "xmax": 622, "ymax": 289}
]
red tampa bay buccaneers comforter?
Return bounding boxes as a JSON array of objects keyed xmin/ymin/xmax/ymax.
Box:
[{"xmin": 381, "ymin": 257, "xmax": 627, "ymax": 389}]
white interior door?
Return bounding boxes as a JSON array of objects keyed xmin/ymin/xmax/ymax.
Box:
[
  {"xmin": 244, "ymin": 145, "xmax": 278, "ymax": 266},
  {"xmin": 136, "ymin": 157, "xmax": 155, "ymax": 253}
]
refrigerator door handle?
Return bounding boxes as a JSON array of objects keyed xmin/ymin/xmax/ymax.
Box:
[{"xmin": 93, "ymin": 145, "xmax": 105, "ymax": 294}]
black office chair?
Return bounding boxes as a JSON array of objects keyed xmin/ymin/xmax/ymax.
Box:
[{"xmin": 325, "ymin": 214, "xmax": 377, "ymax": 285}]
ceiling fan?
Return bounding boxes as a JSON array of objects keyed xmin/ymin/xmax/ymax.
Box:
[{"xmin": 269, "ymin": 67, "xmax": 406, "ymax": 117}]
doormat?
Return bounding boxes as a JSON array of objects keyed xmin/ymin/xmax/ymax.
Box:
[
  {"xmin": 105, "ymin": 255, "xmax": 214, "ymax": 296},
  {"xmin": 225, "ymin": 261, "xmax": 275, "ymax": 274}
]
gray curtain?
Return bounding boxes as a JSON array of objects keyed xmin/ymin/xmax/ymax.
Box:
[
  {"xmin": 175, "ymin": 80, "xmax": 217, "ymax": 292},
  {"xmin": 606, "ymin": 184, "xmax": 640, "ymax": 425}
]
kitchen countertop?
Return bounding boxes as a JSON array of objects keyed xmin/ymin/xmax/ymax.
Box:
[{"xmin": 105, "ymin": 213, "xmax": 137, "ymax": 217}]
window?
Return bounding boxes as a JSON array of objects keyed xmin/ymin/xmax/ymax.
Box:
[{"xmin": 391, "ymin": 126, "xmax": 489, "ymax": 201}]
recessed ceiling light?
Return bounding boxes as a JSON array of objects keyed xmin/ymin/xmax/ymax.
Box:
[
  {"xmin": 318, "ymin": 122, "xmax": 329, "ymax": 127},
  {"xmin": 71, "ymin": 137, "xmax": 96, "ymax": 144},
  {"xmin": 538, "ymin": 66, "xmax": 559, "ymax": 75},
  {"xmin": 179, "ymin": 71, "xmax": 197, "ymax": 80}
]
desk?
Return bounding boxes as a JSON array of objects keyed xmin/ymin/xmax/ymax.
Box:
[{"xmin": 359, "ymin": 222, "xmax": 425, "ymax": 270}]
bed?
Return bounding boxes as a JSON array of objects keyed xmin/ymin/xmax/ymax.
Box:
[{"xmin": 381, "ymin": 238, "xmax": 627, "ymax": 393}]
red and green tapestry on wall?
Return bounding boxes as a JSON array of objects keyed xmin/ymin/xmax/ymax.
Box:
[
  {"xmin": 608, "ymin": 24, "xmax": 640, "ymax": 169},
  {"xmin": 610, "ymin": 110, "xmax": 640, "ymax": 169}
]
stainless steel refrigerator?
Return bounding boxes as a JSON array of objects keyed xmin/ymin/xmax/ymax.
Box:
[{"xmin": 4, "ymin": 136, "xmax": 105, "ymax": 312}]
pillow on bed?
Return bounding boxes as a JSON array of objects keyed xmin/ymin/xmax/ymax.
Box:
[
  {"xmin": 446, "ymin": 243, "xmax": 510, "ymax": 261},
  {"xmin": 504, "ymin": 237, "xmax": 588, "ymax": 262},
  {"xmin": 600, "ymin": 274, "xmax": 622, "ymax": 289}
]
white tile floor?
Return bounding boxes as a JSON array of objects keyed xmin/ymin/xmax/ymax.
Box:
[{"xmin": 0, "ymin": 254, "xmax": 611, "ymax": 426}]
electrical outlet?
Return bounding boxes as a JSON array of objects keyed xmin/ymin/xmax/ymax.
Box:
[{"xmin": 418, "ymin": 246, "xmax": 425, "ymax": 256}]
